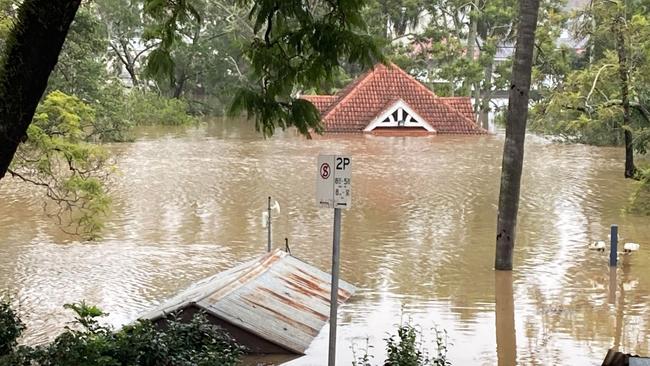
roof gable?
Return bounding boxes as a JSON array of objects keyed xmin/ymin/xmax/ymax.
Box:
[{"xmin": 364, "ymin": 98, "xmax": 435, "ymax": 132}]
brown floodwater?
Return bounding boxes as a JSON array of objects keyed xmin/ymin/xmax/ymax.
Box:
[{"xmin": 1, "ymin": 119, "xmax": 649, "ymax": 365}]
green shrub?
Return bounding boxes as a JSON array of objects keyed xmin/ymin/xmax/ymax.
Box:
[
  {"xmin": 352, "ymin": 321, "xmax": 451, "ymax": 366},
  {"xmin": 0, "ymin": 299, "xmax": 24, "ymax": 357},
  {"xmin": 629, "ymin": 168, "xmax": 650, "ymax": 215},
  {"xmin": 0, "ymin": 300, "xmax": 244, "ymax": 366},
  {"xmin": 125, "ymin": 91, "xmax": 198, "ymax": 126}
]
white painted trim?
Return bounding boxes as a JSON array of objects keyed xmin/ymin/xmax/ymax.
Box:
[{"xmin": 363, "ymin": 99, "xmax": 435, "ymax": 132}]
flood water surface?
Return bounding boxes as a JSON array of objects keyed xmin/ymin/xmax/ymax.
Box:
[{"xmin": 1, "ymin": 120, "xmax": 649, "ymax": 365}]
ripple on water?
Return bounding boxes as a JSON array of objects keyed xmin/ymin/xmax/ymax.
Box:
[{"xmin": 1, "ymin": 123, "xmax": 648, "ymax": 364}]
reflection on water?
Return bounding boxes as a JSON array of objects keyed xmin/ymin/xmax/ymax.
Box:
[
  {"xmin": 1, "ymin": 119, "xmax": 650, "ymax": 365},
  {"xmin": 496, "ymin": 271, "xmax": 516, "ymax": 366}
]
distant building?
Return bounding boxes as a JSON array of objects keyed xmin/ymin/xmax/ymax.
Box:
[{"xmin": 301, "ymin": 63, "xmax": 485, "ymax": 135}]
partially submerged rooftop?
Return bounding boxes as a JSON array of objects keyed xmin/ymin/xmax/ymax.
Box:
[
  {"xmin": 301, "ymin": 63, "xmax": 486, "ymax": 135},
  {"xmin": 140, "ymin": 249, "xmax": 356, "ymax": 355}
]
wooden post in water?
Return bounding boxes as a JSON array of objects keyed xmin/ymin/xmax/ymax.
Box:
[
  {"xmin": 610, "ymin": 225, "xmax": 618, "ymax": 267},
  {"xmin": 267, "ymin": 196, "xmax": 272, "ymax": 252}
]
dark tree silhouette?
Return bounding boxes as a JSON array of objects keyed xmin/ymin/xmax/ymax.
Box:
[{"xmin": 495, "ymin": 0, "xmax": 541, "ymax": 270}]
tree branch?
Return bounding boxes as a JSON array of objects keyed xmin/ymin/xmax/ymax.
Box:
[{"xmin": 586, "ymin": 64, "xmax": 615, "ymax": 106}]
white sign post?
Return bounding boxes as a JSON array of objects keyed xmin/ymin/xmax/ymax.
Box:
[{"xmin": 316, "ymin": 154, "xmax": 351, "ymax": 366}]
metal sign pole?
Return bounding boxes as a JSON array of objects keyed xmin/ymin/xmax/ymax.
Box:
[
  {"xmin": 328, "ymin": 207, "xmax": 341, "ymax": 366},
  {"xmin": 316, "ymin": 154, "xmax": 350, "ymax": 366},
  {"xmin": 267, "ymin": 196, "xmax": 272, "ymax": 252}
]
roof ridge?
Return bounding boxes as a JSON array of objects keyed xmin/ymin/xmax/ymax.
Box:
[
  {"xmin": 322, "ymin": 64, "xmax": 384, "ymax": 119},
  {"xmin": 194, "ymin": 249, "xmax": 285, "ymax": 304},
  {"xmin": 388, "ymin": 64, "xmax": 486, "ymax": 128},
  {"xmin": 389, "ymin": 63, "xmax": 439, "ymax": 98},
  {"xmin": 438, "ymin": 96, "xmax": 482, "ymax": 130},
  {"xmin": 303, "ymin": 95, "xmax": 336, "ymax": 99},
  {"xmin": 392, "ymin": 64, "xmax": 481, "ymax": 128},
  {"xmin": 436, "ymin": 97, "xmax": 482, "ymax": 129},
  {"xmin": 436, "ymin": 96, "xmax": 483, "ymax": 129}
]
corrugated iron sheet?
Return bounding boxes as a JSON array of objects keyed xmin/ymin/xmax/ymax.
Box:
[{"xmin": 140, "ymin": 249, "xmax": 355, "ymax": 354}]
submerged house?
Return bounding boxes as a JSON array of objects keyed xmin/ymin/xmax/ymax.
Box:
[
  {"xmin": 301, "ymin": 63, "xmax": 486, "ymax": 136},
  {"xmin": 140, "ymin": 249, "xmax": 355, "ymax": 355}
]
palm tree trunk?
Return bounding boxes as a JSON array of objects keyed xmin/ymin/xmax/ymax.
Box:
[
  {"xmin": 0, "ymin": 0, "xmax": 80, "ymax": 180},
  {"xmin": 494, "ymin": 0, "xmax": 541, "ymax": 271}
]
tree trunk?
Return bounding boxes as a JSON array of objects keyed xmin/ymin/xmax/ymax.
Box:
[
  {"xmin": 494, "ymin": 0, "xmax": 540, "ymax": 271},
  {"xmin": 480, "ymin": 59, "xmax": 493, "ymax": 129},
  {"xmin": 614, "ymin": 16, "xmax": 636, "ymax": 179},
  {"xmin": 464, "ymin": 5, "xmax": 477, "ymax": 96},
  {"xmin": 473, "ymin": 82, "xmax": 481, "ymax": 115},
  {"xmin": 0, "ymin": 0, "xmax": 80, "ymax": 180},
  {"xmin": 126, "ymin": 64, "xmax": 139, "ymax": 87},
  {"xmin": 173, "ymin": 73, "xmax": 186, "ymax": 99}
]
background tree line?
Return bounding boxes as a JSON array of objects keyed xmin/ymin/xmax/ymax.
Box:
[{"xmin": 0, "ymin": 0, "xmax": 648, "ymax": 235}]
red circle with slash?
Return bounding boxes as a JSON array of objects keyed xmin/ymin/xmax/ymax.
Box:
[{"xmin": 320, "ymin": 163, "xmax": 331, "ymax": 179}]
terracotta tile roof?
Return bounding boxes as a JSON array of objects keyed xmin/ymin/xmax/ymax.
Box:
[
  {"xmin": 300, "ymin": 63, "xmax": 486, "ymax": 134},
  {"xmin": 441, "ymin": 97, "xmax": 476, "ymax": 124},
  {"xmin": 300, "ymin": 95, "xmax": 337, "ymax": 114}
]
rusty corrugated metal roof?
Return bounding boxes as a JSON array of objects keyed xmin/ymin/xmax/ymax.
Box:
[{"xmin": 140, "ymin": 249, "xmax": 356, "ymax": 354}]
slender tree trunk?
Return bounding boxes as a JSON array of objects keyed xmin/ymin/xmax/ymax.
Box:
[
  {"xmin": 494, "ymin": 0, "xmax": 541, "ymax": 271},
  {"xmin": 473, "ymin": 82, "xmax": 481, "ymax": 115},
  {"xmin": 481, "ymin": 60, "xmax": 494, "ymax": 129},
  {"xmin": 589, "ymin": 3, "xmax": 596, "ymax": 65},
  {"xmin": 614, "ymin": 16, "xmax": 636, "ymax": 179},
  {"xmin": 173, "ymin": 73, "xmax": 186, "ymax": 99},
  {"xmin": 0, "ymin": 0, "xmax": 80, "ymax": 180},
  {"xmin": 126, "ymin": 64, "xmax": 139, "ymax": 87},
  {"xmin": 464, "ymin": 5, "xmax": 478, "ymax": 96}
]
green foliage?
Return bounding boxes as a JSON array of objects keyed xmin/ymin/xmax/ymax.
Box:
[
  {"xmin": 363, "ymin": 0, "xmax": 427, "ymax": 39},
  {"xmin": 629, "ymin": 168, "xmax": 650, "ymax": 215},
  {"xmin": 0, "ymin": 0, "xmax": 17, "ymax": 52},
  {"xmin": 47, "ymin": 5, "xmax": 109, "ymax": 103},
  {"xmin": 142, "ymin": 0, "xmax": 201, "ymax": 81},
  {"xmin": 9, "ymin": 91, "xmax": 112, "ymax": 238},
  {"xmin": 352, "ymin": 321, "xmax": 451, "ymax": 366},
  {"xmin": 93, "ymin": 82, "xmax": 135, "ymax": 143},
  {"xmin": 0, "ymin": 300, "xmax": 245, "ymax": 366},
  {"xmin": 227, "ymin": 0, "xmax": 384, "ymax": 136},
  {"xmin": 125, "ymin": 91, "xmax": 198, "ymax": 126},
  {"xmin": 230, "ymin": 88, "xmax": 321, "ymax": 136},
  {"xmin": 531, "ymin": 0, "xmax": 650, "ymax": 150},
  {"xmin": 0, "ymin": 299, "xmax": 24, "ymax": 357}
]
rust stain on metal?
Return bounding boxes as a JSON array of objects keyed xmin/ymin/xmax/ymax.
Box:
[
  {"xmin": 140, "ymin": 249, "xmax": 356, "ymax": 355},
  {"xmin": 258, "ymin": 287, "xmax": 329, "ymax": 322},
  {"xmin": 242, "ymin": 297, "xmax": 319, "ymax": 337},
  {"xmin": 284, "ymin": 274, "xmax": 330, "ymax": 303},
  {"xmin": 206, "ymin": 253, "xmax": 283, "ymax": 303},
  {"xmin": 296, "ymin": 267, "xmax": 352, "ymax": 299}
]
